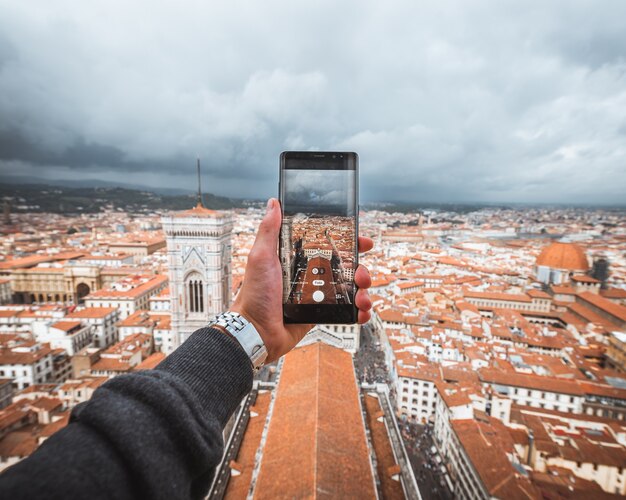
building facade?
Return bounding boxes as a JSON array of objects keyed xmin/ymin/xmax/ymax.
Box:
[{"xmin": 161, "ymin": 204, "xmax": 233, "ymax": 347}]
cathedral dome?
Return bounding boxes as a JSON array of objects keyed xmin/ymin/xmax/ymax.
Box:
[{"xmin": 536, "ymin": 242, "xmax": 589, "ymax": 271}]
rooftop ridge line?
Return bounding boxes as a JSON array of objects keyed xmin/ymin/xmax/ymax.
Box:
[{"xmin": 313, "ymin": 342, "xmax": 320, "ymax": 500}]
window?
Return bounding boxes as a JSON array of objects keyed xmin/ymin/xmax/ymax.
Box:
[{"xmin": 185, "ymin": 273, "xmax": 204, "ymax": 313}]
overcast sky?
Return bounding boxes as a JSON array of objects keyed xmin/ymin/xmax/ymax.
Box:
[
  {"xmin": 1, "ymin": 1, "xmax": 625, "ymax": 204},
  {"xmin": 284, "ymin": 169, "xmax": 355, "ymax": 216}
]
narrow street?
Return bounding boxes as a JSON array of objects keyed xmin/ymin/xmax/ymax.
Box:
[
  {"xmin": 402, "ymin": 423, "xmax": 454, "ymax": 500},
  {"xmin": 355, "ymin": 326, "xmax": 454, "ymax": 499}
]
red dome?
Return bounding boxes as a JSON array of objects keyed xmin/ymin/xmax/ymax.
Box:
[{"xmin": 536, "ymin": 242, "xmax": 589, "ymax": 271}]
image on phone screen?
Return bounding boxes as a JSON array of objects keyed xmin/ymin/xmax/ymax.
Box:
[{"xmin": 280, "ymin": 157, "xmax": 357, "ymax": 310}]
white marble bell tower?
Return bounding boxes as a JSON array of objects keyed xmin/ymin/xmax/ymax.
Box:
[{"xmin": 161, "ymin": 160, "xmax": 233, "ymax": 347}]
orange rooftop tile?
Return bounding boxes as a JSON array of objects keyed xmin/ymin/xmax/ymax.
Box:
[{"xmin": 254, "ymin": 343, "xmax": 376, "ymax": 499}]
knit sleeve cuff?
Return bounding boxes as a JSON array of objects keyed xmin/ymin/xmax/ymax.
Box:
[{"xmin": 155, "ymin": 327, "xmax": 253, "ymax": 427}]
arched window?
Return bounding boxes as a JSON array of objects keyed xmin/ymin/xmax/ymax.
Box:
[{"xmin": 185, "ymin": 273, "xmax": 204, "ymax": 313}]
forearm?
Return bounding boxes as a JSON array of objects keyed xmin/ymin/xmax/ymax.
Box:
[{"xmin": 0, "ymin": 328, "xmax": 253, "ymax": 500}]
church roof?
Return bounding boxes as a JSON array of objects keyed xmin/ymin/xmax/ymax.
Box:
[
  {"xmin": 536, "ymin": 242, "xmax": 589, "ymax": 271},
  {"xmin": 253, "ymin": 343, "xmax": 377, "ymax": 498},
  {"xmin": 173, "ymin": 203, "xmax": 225, "ymax": 218}
]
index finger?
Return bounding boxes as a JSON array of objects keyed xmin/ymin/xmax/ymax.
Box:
[{"xmin": 358, "ymin": 236, "xmax": 374, "ymax": 253}]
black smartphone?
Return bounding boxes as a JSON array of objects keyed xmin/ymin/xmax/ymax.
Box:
[{"xmin": 279, "ymin": 151, "xmax": 359, "ymax": 324}]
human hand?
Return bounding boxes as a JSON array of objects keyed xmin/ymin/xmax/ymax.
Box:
[{"xmin": 230, "ymin": 198, "xmax": 374, "ymax": 363}]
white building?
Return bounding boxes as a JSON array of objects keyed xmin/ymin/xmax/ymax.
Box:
[
  {"xmin": 32, "ymin": 320, "xmax": 94, "ymax": 356},
  {"xmin": 297, "ymin": 323, "xmax": 360, "ymax": 353},
  {"xmin": 56, "ymin": 377, "xmax": 108, "ymax": 408},
  {"xmin": 397, "ymin": 369, "xmax": 439, "ymax": 423},
  {"xmin": 0, "ymin": 342, "xmax": 54, "ymax": 390},
  {"xmin": 161, "ymin": 202, "xmax": 233, "ymax": 346},
  {"xmin": 65, "ymin": 307, "xmax": 119, "ymax": 349},
  {"xmin": 85, "ymin": 274, "xmax": 168, "ymax": 320},
  {"xmin": 0, "ymin": 278, "xmax": 11, "ymax": 304},
  {"xmin": 479, "ymin": 369, "xmax": 585, "ymax": 414},
  {"xmin": 149, "ymin": 287, "xmax": 170, "ymax": 312}
]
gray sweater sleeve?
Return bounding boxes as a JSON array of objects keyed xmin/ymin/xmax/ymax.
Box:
[{"xmin": 0, "ymin": 327, "xmax": 253, "ymax": 500}]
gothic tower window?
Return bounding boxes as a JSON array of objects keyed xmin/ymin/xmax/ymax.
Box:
[{"xmin": 186, "ymin": 273, "xmax": 204, "ymax": 313}]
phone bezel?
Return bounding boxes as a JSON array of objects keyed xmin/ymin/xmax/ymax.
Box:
[{"xmin": 279, "ymin": 151, "xmax": 359, "ymax": 324}]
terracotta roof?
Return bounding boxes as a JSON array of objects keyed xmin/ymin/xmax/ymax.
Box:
[
  {"xmin": 363, "ymin": 394, "xmax": 405, "ymax": 499},
  {"xmin": 90, "ymin": 358, "xmax": 132, "ymax": 373},
  {"xmin": 577, "ymin": 291, "xmax": 626, "ymax": 323},
  {"xmin": 536, "ymin": 242, "xmax": 589, "ymax": 271},
  {"xmin": 50, "ymin": 321, "xmax": 83, "ymax": 333},
  {"xmin": 378, "ymin": 309, "xmax": 405, "ymax": 323},
  {"xmin": 87, "ymin": 275, "xmax": 167, "ymax": 300},
  {"xmin": 479, "ymin": 368, "xmax": 586, "ymax": 396},
  {"xmin": 0, "ymin": 256, "xmax": 56, "ymax": 270},
  {"xmin": 172, "ymin": 203, "xmax": 224, "ymax": 218},
  {"xmin": 601, "ymin": 288, "xmax": 626, "ymax": 300},
  {"xmin": 134, "ymin": 352, "xmax": 166, "ymax": 370},
  {"xmin": 527, "ymin": 289, "xmax": 551, "ymax": 299},
  {"xmin": 39, "ymin": 413, "xmax": 70, "ymax": 438},
  {"xmin": 452, "ymin": 418, "xmax": 540, "ymax": 499},
  {"xmin": 0, "ymin": 345, "xmax": 52, "ymax": 365},
  {"xmin": 254, "ymin": 343, "xmax": 376, "ymax": 499},
  {"xmin": 567, "ymin": 302, "xmax": 617, "ymax": 331},
  {"xmin": 571, "ymin": 275, "xmax": 599, "ymax": 283},
  {"xmin": 223, "ymin": 391, "xmax": 272, "ymax": 499},
  {"xmin": 0, "ymin": 430, "xmax": 38, "ymax": 458},
  {"xmin": 66, "ymin": 307, "xmax": 117, "ymax": 319},
  {"xmin": 465, "ymin": 291, "xmax": 531, "ymax": 303},
  {"xmin": 0, "ymin": 252, "xmax": 84, "ymax": 270}
]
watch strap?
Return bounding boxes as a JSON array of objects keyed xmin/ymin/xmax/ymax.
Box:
[{"xmin": 209, "ymin": 312, "xmax": 267, "ymax": 370}]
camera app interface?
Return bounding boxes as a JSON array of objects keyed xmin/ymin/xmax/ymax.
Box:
[{"xmin": 281, "ymin": 167, "xmax": 356, "ymax": 306}]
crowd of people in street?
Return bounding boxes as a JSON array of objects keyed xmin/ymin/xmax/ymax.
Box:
[
  {"xmin": 356, "ymin": 326, "xmax": 454, "ymax": 499},
  {"xmin": 354, "ymin": 324, "xmax": 390, "ymax": 385}
]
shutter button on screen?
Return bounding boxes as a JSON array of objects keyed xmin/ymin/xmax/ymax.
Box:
[{"xmin": 312, "ymin": 291, "xmax": 324, "ymax": 302}]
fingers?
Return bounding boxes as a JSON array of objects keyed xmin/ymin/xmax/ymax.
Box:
[
  {"xmin": 354, "ymin": 264, "xmax": 372, "ymax": 289},
  {"xmin": 251, "ymin": 198, "xmax": 281, "ymax": 257},
  {"xmin": 358, "ymin": 309, "xmax": 371, "ymax": 324},
  {"xmin": 355, "ymin": 264, "xmax": 372, "ymax": 324},
  {"xmin": 358, "ymin": 236, "xmax": 374, "ymax": 253},
  {"xmin": 355, "ymin": 288, "xmax": 372, "ymax": 311}
]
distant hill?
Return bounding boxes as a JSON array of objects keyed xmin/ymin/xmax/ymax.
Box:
[
  {"xmin": 0, "ymin": 174, "xmax": 194, "ymax": 196},
  {"xmin": 0, "ymin": 183, "xmax": 247, "ymax": 214}
]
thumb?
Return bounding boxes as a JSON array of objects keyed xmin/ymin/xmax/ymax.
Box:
[{"xmin": 252, "ymin": 198, "xmax": 281, "ymax": 253}]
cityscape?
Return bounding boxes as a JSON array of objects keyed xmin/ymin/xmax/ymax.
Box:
[
  {"xmin": 2, "ymin": 1, "xmax": 625, "ymax": 497},
  {"xmin": 282, "ymin": 214, "xmax": 356, "ymax": 305},
  {"xmin": 0, "ymin": 190, "xmax": 625, "ymax": 499}
]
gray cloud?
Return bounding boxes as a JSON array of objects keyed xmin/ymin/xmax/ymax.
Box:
[{"xmin": 0, "ymin": 0, "xmax": 625, "ymax": 203}]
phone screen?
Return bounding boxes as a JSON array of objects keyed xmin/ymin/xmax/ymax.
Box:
[{"xmin": 279, "ymin": 152, "xmax": 358, "ymax": 324}]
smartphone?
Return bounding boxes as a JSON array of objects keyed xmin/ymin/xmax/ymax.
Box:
[{"xmin": 279, "ymin": 151, "xmax": 359, "ymax": 324}]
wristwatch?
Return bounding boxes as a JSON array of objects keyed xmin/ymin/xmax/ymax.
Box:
[{"xmin": 209, "ymin": 311, "xmax": 268, "ymax": 371}]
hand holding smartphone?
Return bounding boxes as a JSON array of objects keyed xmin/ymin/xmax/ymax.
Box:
[{"xmin": 279, "ymin": 151, "xmax": 359, "ymax": 324}]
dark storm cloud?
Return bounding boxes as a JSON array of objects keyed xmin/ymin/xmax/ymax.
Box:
[
  {"xmin": 0, "ymin": 1, "xmax": 625, "ymax": 203},
  {"xmin": 283, "ymin": 169, "xmax": 355, "ymax": 216}
]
